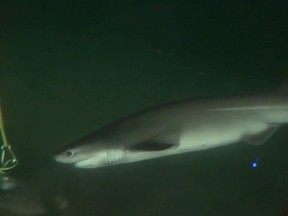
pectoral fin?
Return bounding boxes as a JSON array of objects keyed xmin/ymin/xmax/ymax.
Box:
[
  {"xmin": 128, "ymin": 142, "xmax": 176, "ymax": 152},
  {"xmin": 243, "ymin": 126, "xmax": 278, "ymax": 146},
  {"xmin": 128, "ymin": 130, "xmax": 180, "ymax": 152}
]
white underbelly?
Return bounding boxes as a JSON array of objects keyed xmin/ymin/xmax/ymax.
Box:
[{"xmin": 179, "ymin": 119, "xmax": 268, "ymax": 151}]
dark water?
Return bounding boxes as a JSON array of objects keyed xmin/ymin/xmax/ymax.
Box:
[{"xmin": 0, "ymin": 1, "xmax": 288, "ymax": 215}]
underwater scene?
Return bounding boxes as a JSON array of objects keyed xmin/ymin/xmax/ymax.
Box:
[{"xmin": 0, "ymin": 0, "xmax": 288, "ymax": 215}]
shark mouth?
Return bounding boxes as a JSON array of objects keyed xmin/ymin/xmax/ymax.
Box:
[{"xmin": 74, "ymin": 149, "xmax": 126, "ymax": 168}]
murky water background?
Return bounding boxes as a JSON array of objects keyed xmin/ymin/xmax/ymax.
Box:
[{"xmin": 0, "ymin": 1, "xmax": 288, "ymax": 215}]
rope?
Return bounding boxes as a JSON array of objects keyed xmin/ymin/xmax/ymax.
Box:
[{"xmin": 0, "ymin": 105, "xmax": 18, "ymax": 173}]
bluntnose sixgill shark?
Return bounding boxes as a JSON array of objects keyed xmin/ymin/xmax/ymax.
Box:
[{"xmin": 54, "ymin": 91, "xmax": 288, "ymax": 168}]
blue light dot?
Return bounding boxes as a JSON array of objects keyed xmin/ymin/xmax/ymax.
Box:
[
  {"xmin": 251, "ymin": 157, "xmax": 261, "ymax": 169},
  {"xmin": 252, "ymin": 162, "xmax": 257, "ymax": 168}
]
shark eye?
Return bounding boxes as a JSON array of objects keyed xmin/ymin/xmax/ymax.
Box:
[{"xmin": 64, "ymin": 150, "xmax": 75, "ymax": 158}]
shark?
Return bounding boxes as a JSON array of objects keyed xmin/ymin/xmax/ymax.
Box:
[{"xmin": 54, "ymin": 90, "xmax": 288, "ymax": 168}]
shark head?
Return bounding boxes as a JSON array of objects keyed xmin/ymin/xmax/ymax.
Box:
[
  {"xmin": 54, "ymin": 143, "xmax": 126, "ymax": 168},
  {"xmin": 54, "ymin": 145, "xmax": 93, "ymax": 165}
]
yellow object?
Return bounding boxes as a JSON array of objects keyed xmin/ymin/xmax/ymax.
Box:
[{"xmin": 0, "ymin": 105, "xmax": 18, "ymax": 173}]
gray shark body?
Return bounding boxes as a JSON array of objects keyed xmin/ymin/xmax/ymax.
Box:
[{"xmin": 54, "ymin": 93, "xmax": 288, "ymax": 168}]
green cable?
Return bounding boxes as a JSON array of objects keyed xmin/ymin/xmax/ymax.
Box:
[
  {"xmin": 0, "ymin": 106, "xmax": 8, "ymax": 147},
  {"xmin": 0, "ymin": 105, "xmax": 18, "ymax": 173}
]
